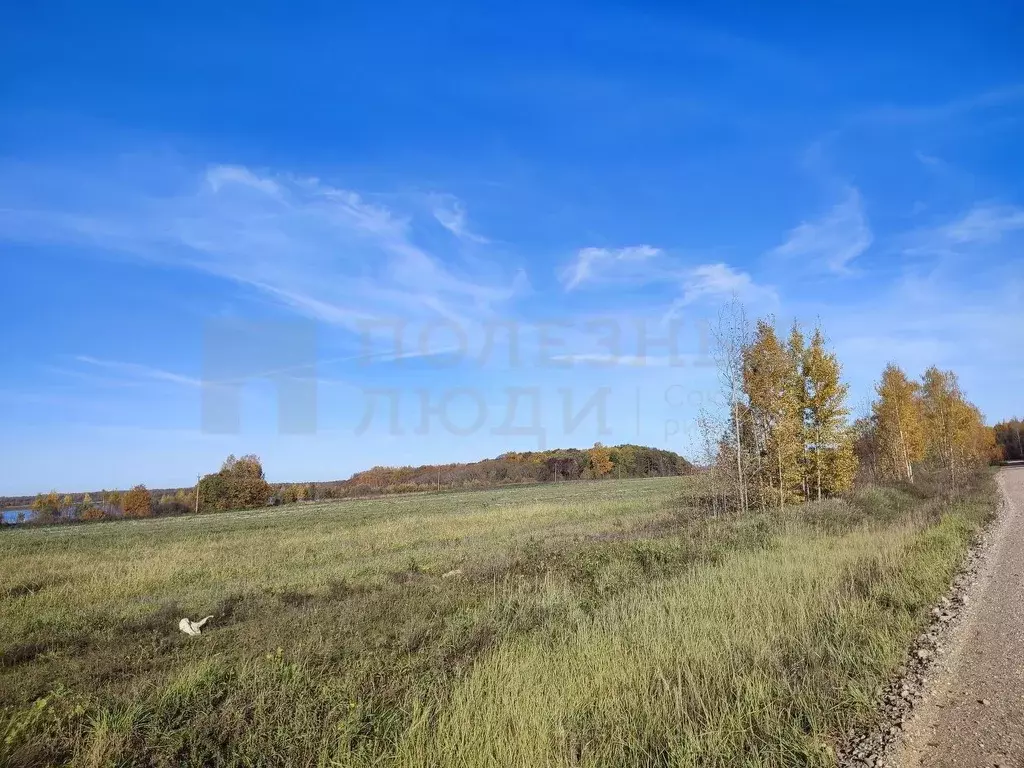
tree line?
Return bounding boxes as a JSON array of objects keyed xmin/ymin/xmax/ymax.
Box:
[
  {"xmin": 992, "ymin": 417, "xmax": 1024, "ymax": 462},
  {"xmin": 6, "ymin": 444, "xmax": 691, "ymax": 525},
  {"xmin": 20, "ymin": 485, "xmax": 193, "ymax": 524},
  {"xmin": 197, "ymin": 446, "xmax": 690, "ymax": 509},
  {"xmin": 11, "ymin": 455, "xmax": 271, "ymax": 524},
  {"xmin": 699, "ymin": 302, "xmax": 998, "ymax": 513},
  {"xmin": 857, "ymin": 366, "xmax": 1000, "ymax": 487},
  {"xmin": 327, "ymin": 444, "xmax": 693, "ymax": 498}
]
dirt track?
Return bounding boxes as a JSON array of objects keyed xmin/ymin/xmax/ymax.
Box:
[{"xmin": 896, "ymin": 466, "xmax": 1024, "ymax": 768}]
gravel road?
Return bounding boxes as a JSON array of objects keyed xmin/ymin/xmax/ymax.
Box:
[{"xmin": 896, "ymin": 466, "xmax": 1024, "ymax": 768}]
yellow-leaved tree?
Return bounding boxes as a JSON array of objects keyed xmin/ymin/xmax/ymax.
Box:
[
  {"xmin": 80, "ymin": 491, "xmax": 104, "ymax": 521},
  {"xmin": 872, "ymin": 364, "xmax": 925, "ymax": 482},
  {"xmin": 918, "ymin": 366, "xmax": 999, "ymax": 492},
  {"xmin": 920, "ymin": 367, "xmax": 969, "ymax": 491},
  {"xmin": 31, "ymin": 490, "xmax": 62, "ymax": 523},
  {"xmin": 802, "ymin": 327, "xmax": 857, "ymax": 499},
  {"xmin": 963, "ymin": 405, "xmax": 1000, "ymax": 467},
  {"xmin": 993, "ymin": 419, "xmax": 1023, "ymax": 461},
  {"xmin": 588, "ymin": 442, "xmax": 614, "ymax": 478},
  {"xmin": 105, "ymin": 490, "xmax": 122, "ymax": 511},
  {"xmin": 743, "ymin": 319, "xmax": 804, "ymax": 510}
]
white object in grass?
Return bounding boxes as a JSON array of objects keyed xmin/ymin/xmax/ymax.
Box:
[{"xmin": 178, "ymin": 616, "xmax": 214, "ymax": 636}]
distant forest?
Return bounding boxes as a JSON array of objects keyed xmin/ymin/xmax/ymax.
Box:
[
  {"xmin": 308, "ymin": 444, "xmax": 694, "ymax": 501},
  {"xmin": 1, "ymin": 444, "xmax": 694, "ymax": 522}
]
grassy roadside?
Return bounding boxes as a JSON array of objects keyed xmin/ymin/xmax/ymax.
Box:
[
  {"xmin": 0, "ymin": 474, "xmax": 997, "ymax": 767},
  {"xmin": 398, "ymin": 491, "xmax": 994, "ymax": 767}
]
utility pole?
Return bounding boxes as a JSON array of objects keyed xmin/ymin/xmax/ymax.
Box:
[
  {"xmin": 194, "ymin": 474, "xmax": 200, "ymax": 514},
  {"xmin": 436, "ymin": 466, "xmax": 441, "ymax": 493}
]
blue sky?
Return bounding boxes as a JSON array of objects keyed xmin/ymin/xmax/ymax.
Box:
[{"xmin": 1, "ymin": 2, "xmax": 1023, "ymax": 495}]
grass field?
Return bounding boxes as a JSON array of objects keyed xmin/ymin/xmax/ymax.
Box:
[{"xmin": 0, "ymin": 475, "xmax": 997, "ymax": 767}]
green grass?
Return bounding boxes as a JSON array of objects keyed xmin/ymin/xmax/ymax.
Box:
[{"xmin": 0, "ymin": 475, "xmax": 997, "ymax": 767}]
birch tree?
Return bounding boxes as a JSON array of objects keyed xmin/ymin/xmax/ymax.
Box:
[
  {"xmin": 993, "ymin": 418, "xmax": 1023, "ymax": 461},
  {"xmin": 706, "ymin": 298, "xmax": 753, "ymax": 514},
  {"xmin": 872, "ymin": 364, "xmax": 924, "ymax": 482},
  {"xmin": 919, "ymin": 366, "xmax": 960, "ymax": 492},
  {"xmin": 787, "ymin": 322, "xmax": 810, "ymax": 500},
  {"xmin": 803, "ymin": 326, "xmax": 857, "ymax": 499},
  {"xmin": 744, "ymin": 319, "xmax": 804, "ymax": 510}
]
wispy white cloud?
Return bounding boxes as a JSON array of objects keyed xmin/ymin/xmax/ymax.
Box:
[
  {"xmin": 74, "ymin": 355, "xmax": 204, "ymax": 388},
  {"xmin": 0, "ymin": 161, "xmax": 522, "ymax": 339},
  {"xmin": 545, "ymin": 352, "xmax": 688, "ymax": 367},
  {"xmin": 560, "ymin": 241, "xmax": 775, "ymax": 325},
  {"xmin": 205, "ymin": 165, "xmax": 282, "ymax": 197},
  {"xmin": 939, "ymin": 203, "xmax": 1024, "ymax": 245},
  {"xmin": 768, "ymin": 187, "xmax": 872, "ymax": 274},
  {"xmin": 431, "ymin": 194, "xmax": 489, "ymax": 243},
  {"xmin": 900, "ymin": 202, "xmax": 1024, "ymax": 261},
  {"xmin": 856, "ymin": 83, "xmax": 1024, "ymax": 125},
  {"xmin": 69, "ymin": 348, "xmax": 444, "ymax": 392},
  {"xmin": 914, "ymin": 150, "xmax": 946, "ymax": 170},
  {"xmin": 681, "ymin": 263, "xmax": 774, "ymax": 305},
  {"xmin": 661, "ymin": 263, "xmax": 776, "ymax": 321},
  {"xmin": 561, "ymin": 244, "xmax": 661, "ymax": 290}
]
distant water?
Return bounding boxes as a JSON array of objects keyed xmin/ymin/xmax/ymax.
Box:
[{"xmin": 2, "ymin": 509, "xmax": 34, "ymax": 524}]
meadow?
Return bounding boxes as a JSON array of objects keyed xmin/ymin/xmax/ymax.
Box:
[{"xmin": 0, "ymin": 474, "xmax": 996, "ymax": 767}]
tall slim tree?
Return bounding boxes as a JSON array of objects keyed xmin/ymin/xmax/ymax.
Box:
[
  {"xmin": 872, "ymin": 364, "xmax": 925, "ymax": 482},
  {"xmin": 803, "ymin": 327, "xmax": 857, "ymax": 499},
  {"xmin": 787, "ymin": 322, "xmax": 810, "ymax": 500},
  {"xmin": 707, "ymin": 298, "xmax": 753, "ymax": 513},
  {"xmin": 743, "ymin": 319, "xmax": 804, "ymax": 510},
  {"xmin": 919, "ymin": 367, "xmax": 962, "ymax": 491}
]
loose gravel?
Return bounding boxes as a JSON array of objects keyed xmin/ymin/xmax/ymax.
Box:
[{"xmin": 837, "ymin": 467, "xmax": 1024, "ymax": 768}]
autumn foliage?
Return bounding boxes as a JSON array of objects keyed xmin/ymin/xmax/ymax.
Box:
[
  {"xmin": 587, "ymin": 443, "xmax": 614, "ymax": 478},
  {"xmin": 858, "ymin": 365, "xmax": 997, "ymax": 492},
  {"xmin": 122, "ymin": 485, "xmax": 153, "ymax": 518},
  {"xmin": 700, "ymin": 304, "xmax": 1001, "ymax": 513},
  {"xmin": 326, "ymin": 445, "xmax": 693, "ymax": 499},
  {"xmin": 197, "ymin": 454, "xmax": 272, "ymax": 512},
  {"xmin": 79, "ymin": 506, "xmax": 105, "ymax": 522},
  {"xmin": 30, "ymin": 491, "xmax": 62, "ymax": 523},
  {"xmin": 707, "ymin": 315, "xmax": 858, "ymax": 513},
  {"xmin": 993, "ymin": 418, "xmax": 1023, "ymax": 462}
]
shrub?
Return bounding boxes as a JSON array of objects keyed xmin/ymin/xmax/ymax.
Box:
[
  {"xmin": 153, "ymin": 499, "xmax": 191, "ymax": 517},
  {"xmin": 197, "ymin": 455, "xmax": 272, "ymax": 512}
]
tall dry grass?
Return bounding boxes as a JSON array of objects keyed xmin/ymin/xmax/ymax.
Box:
[{"xmin": 0, "ymin": 474, "xmax": 996, "ymax": 767}]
